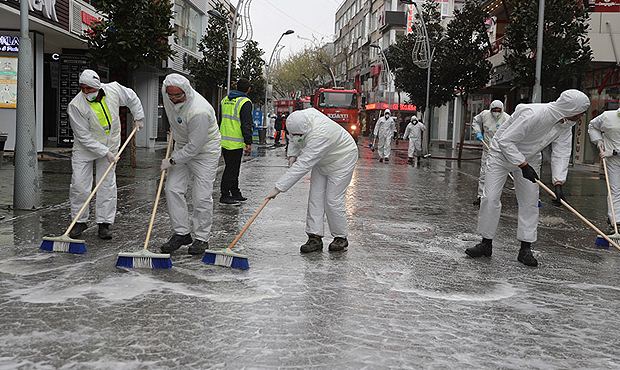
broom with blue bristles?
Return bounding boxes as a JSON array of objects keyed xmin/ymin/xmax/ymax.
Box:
[
  {"xmin": 202, "ymin": 198, "xmax": 271, "ymax": 270},
  {"xmin": 40, "ymin": 126, "xmax": 139, "ymax": 254},
  {"xmin": 116, "ymin": 133, "xmax": 173, "ymax": 269}
]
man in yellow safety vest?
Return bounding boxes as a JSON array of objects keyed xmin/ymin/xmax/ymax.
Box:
[
  {"xmin": 219, "ymin": 78, "xmax": 253, "ymax": 204},
  {"xmin": 67, "ymin": 69, "xmax": 144, "ymax": 240}
]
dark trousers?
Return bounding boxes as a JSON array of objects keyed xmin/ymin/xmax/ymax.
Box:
[
  {"xmin": 274, "ymin": 130, "xmax": 281, "ymax": 144},
  {"xmin": 220, "ymin": 148, "xmax": 243, "ymax": 197}
]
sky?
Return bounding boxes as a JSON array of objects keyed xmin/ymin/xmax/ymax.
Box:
[{"xmin": 248, "ymin": 0, "xmax": 342, "ymax": 62}]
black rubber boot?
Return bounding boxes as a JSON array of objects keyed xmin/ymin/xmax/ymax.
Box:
[
  {"xmin": 69, "ymin": 222, "xmax": 88, "ymax": 239},
  {"xmin": 472, "ymin": 197, "xmax": 481, "ymax": 207},
  {"xmin": 161, "ymin": 234, "xmax": 193, "ymax": 253},
  {"xmin": 517, "ymin": 242, "xmax": 538, "ymax": 267},
  {"xmin": 329, "ymin": 237, "xmax": 348, "ymax": 252},
  {"xmin": 97, "ymin": 223, "xmax": 112, "ymax": 240},
  {"xmin": 465, "ymin": 238, "xmax": 492, "ymax": 258},
  {"xmin": 219, "ymin": 196, "xmax": 241, "ymax": 205},
  {"xmin": 407, "ymin": 157, "xmax": 413, "ymax": 165},
  {"xmin": 384, "ymin": 157, "xmax": 389, "ymax": 162},
  {"xmin": 379, "ymin": 158, "xmax": 384, "ymax": 163},
  {"xmin": 188, "ymin": 239, "xmax": 209, "ymax": 255},
  {"xmin": 231, "ymin": 193, "xmax": 247, "ymax": 202},
  {"xmin": 300, "ymin": 234, "xmax": 323, "ymax": 253}
]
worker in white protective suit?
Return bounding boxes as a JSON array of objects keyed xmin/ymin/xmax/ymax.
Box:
[
  {"xmin": 403, "ymin": 116, "xmax": 426, "ymax": 165},
  {"xmin": 466, "ymin": 89, "xmax": 590, "ymax": 267},
  {"xmin": 471, "ymin": 100, "xmax": 511, "ymax": 206},
  {"xmin": 266, "ymin": 108, "xmax": 359, "ymax": 253},
  {"xmin": 588, "ymin": 108, "xmax": 620, "ymax": 232},
  {"xmin": 160, "ymin": 74, "xmax": 222, "ymax": 255},
  {"xmin": 373, "ymin": 109, "xmax": 396, "ymax": 162},
  {"xmin": 68, "ymin": 69, "xmax": 144, "ymax": 240}
]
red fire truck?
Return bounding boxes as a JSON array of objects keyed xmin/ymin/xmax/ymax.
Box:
[{"xmin": 311, "ymin": 87, "xmax": 360, "ymax": 141}]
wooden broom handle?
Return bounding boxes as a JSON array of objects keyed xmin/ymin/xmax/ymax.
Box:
[
  {"xmin": 143, "ymin": 133, "xmax": 174, "ymax": 250},
  {"xmin": 226, "ymin": 198, "xmax": 271, "ymax": 251},
  {"xmin": 536, "ymin": 179, "xmax": 620, "ymax": 251},
  {"xmin": 602, "ymin": 158, "xmax": 619, "ymax": 234},
  {"xmin": 64, "ymin": 126, "xmax": 139, "ymax": 235}
]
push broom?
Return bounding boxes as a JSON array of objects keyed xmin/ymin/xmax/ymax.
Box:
[
  {"xmin": 202, "ymin": 198, "xmax": 271, "ymax": 270},
  {"xmin": 116, "ymin": 134, "xmax": 174, "ymax": 269},
  {"xmin": 595, "ymin": 157, "xmax": 620, "ymax": 247},
  {"xmin": 536, "ymin": 179, "xmax": 620, "ymax": 251},
  {"xmin": 40, "ymin": 126, "xmax": 139, "ymax": 254}
]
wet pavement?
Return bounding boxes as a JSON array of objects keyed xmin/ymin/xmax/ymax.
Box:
[{"xmin": 0, "ymin": 139, "xmax": 619, "ymax": 369}]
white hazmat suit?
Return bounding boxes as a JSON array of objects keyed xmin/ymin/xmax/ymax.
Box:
[
  {"xmin": 588, "ymin": 109, "xmax": 620, "ymax": 224},
  {"xmin": 275, "ymin": 108, "xmax": 358, "ymax": 238},
  {"xmin": 68, "ymin": 69, "xmax": 144, "ymax": 224},
  {"xmin": 373, "ymin": 109, "xmax": 396, "ymax": 160},
  {"xmin": 161, "ymin": 74, "xmax": 222, "ymax": 242},
  {"xmin": 403, "ymin": 118, "xmax": 426, "ymax": 158},
  {"xmin": 478, "ymin": 90, "xmax": 590, "ymax": 243},
  {"xmin": 472, "ymin": 100, "xmax": 511, "ymax": 197}
]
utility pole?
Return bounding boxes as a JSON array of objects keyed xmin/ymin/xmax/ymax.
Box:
[
  {"xmin": 14, "ymin": 0, "xmax": 40, "ymax": 210},
  {"xmin": 532, "ymin": 0, "xmax": 545, "ymax": 103}
]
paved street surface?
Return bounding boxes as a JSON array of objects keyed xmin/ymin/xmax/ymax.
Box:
[{"xmin": 1, "ymin": 140, "xmax": 619, "ymax": 369}]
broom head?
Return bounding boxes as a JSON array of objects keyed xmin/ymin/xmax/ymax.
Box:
[
  {"xmin": 116, "ymin": 250, "xmax": 172, "ymax": 269},
  {"xmin": 40, "ymin": 235, "xmax": 87, "ymax": 254},
  {"xmin": 202, "ymin": 249, "xmax": 249, "ymax": 270}
]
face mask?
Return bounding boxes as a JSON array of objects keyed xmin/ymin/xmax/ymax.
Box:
[
  {"xmin": 84, "ymin": 91, "xmax": 98, "ymax": 102},
  {"xmin": 491, "ymin": 112, "xmax": 501, "ymax": 119},
  {"xmin": 385, "ymin": 114, "xmax": 390, "ymax": 119}
]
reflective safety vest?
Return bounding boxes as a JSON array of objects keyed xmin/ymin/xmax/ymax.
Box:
[
  {"xmin": 220, "ymin": 96, "xmax": 250, "ymax": 150},
  {"xmin": 88, "ymin": 96, "xmax": 112, "ymax": 135}
]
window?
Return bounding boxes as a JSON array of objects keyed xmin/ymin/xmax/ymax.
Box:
[
  {"xmin": 174, "ymin": 0, "xmax": 202, "ymax": 52},
  {"xmin": 319, "ymin": 92, "xmax": 358, "ymax": 109}
]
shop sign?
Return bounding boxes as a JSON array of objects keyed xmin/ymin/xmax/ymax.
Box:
[
  {"xmin": 365, "ymin": 102, "xmax": 417, "ymax": 111},
  {"xmin": 28, "ymin": 0, "xmax": 58, "ymax": 22},
  {"xmin": 594, "ymin": 0, "xmax": 620, "ymax": 12},
  {"xmin": 0, "ymin": 35, "xmax": 19, "ymax": 53}
]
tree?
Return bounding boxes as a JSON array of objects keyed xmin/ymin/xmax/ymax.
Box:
[
  {"xmin": 387, "ymin": 1, "xmax": 452, "ymax": 113},
  {"xmin": 186, "ymin": 2, "xmax": 230, "ymax": 96},
  {"xmin": 84, "ymin": 0, "xmax": 175, "ymax": 75},
  {"xmin": 237, "ymin": 40, "xmax": 266, "ymax": 105},
  {"xmin": 271, "ymin": 46, "xmax": 334, "ymax": 98},
  {"xmin": 503, "ymin": 0, "xmax": 592, "ymax": 99},
  {"xmin": 442, "ymin": 0, "xmax": 492, "ymax": 102}
]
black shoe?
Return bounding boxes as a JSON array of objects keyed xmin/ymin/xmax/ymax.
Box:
[
  {"xmin": 465, "ymin": 238, "xmax": 492, "ymax": 258},
  {"xmin": 161, "ymin": 234, "xmax": 193, "ymax": 253},
  {"xmin": 329, "ymin": 237, "xmax": 348, "ymax": 252},
  {"xmin": 231, "ymin": 193, "xmax": 247, "ymax": 202},
  {"xmin": 219, "ymin": 196, "xmax": 241, "ymax": 205},
  {"xmin": 407, "ymin": 158, "xmax": 413, "ymax": 164},
  {"xmin": 385, "ymin": 157, "xmax": 390, "ymax": 162},
  {"xmin": 300, "ymin": 234, "xmax": 323, "ymax": 253},
  {"xmin": 188, "ymin": 239, "xmax": 209, "ymax": 255},
  {"xmin": 472, "ymin": 197, "xmax": 481, "ymax": 207},
  {"xmin": 379, "ymin": 158, "xmax": 384, "ymax": 163},
  {"xmin": 97, "ymin": 223, "xmax": 112, "ymax": 240},
  {"xmin": 69, "ymin": 222, "xmax": 88, "ymax": 239},
  {"xmin": 518, "ymin": 242, "xmax": 538, "ymax": 267}
]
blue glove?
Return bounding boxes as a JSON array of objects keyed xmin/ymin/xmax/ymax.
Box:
[{"xmin": 475, "ymin": 132, "xmax": 484, "ymax": 141}]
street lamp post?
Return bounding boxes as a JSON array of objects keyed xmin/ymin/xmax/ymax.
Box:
[
  {"xmin": 207, "ymin": 7, "xmax": 237, "ymax": 93},
  {"xmin": 532, "ymin": 0, "xmax": 545, "ymax": 103},
  {"xmin": 262, "ymin": 30, "xmax": 294, "ymax": 145}
]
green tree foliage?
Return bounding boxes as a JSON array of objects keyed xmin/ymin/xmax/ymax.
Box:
[
  {"xmin": 272, "ymin": 47, "xmax": 335, "ymax": 98},
  {"xmin": 442, "ymin": 0, "xmax": 492, "ymax": 99},
  {"xmin": 186, "ymin": 2, "xmax": 230, "ymax": 94},
  {"xmin": 237, "ymin": 40, "xmax": 266, "ymax": 105},
  {"xmin": 504, "ymin": 0, "xmax": 592, "ymax": 96},
  {"xmin": 84, "ymin": 0, "xmax": 174, "ymax": 73},
  {"xmin": 387, "ymin": 1, "xmax": 452, "ymax": 112}
]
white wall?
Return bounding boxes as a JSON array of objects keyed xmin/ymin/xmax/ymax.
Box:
[{"xmin": 588, "ymin": 12, "xmax": 620, "ymax": 63}]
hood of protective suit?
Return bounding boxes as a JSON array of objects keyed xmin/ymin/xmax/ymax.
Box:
[
  {"xmin": 411, "ymin": 116, "xmax": 418, "ymax": 122},
  {"xmin": 548, "ymin": 89, "xmax": 590, "ymax": 120},
  {"xmin": 161, "ymin": 73, "xmax": 196, "ymax": 113},
  {"xmin": 79, "ymin": 69, "xmax": 101, "ymax": 89},
  {"xmin": 384, "ymin": 109, "xmax": 391, "ymax": 115},
  {"xmin": 490, "ymin": 100, "xmax": 504, "ymax": 111},
  {"xmin": 286, "ymin": 110, "xmax": 314, "ymax": 135}
]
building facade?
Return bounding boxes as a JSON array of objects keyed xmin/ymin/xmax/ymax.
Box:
[{"xmin": 0, "ymin": 0, "xmax": 233, "ymax": 151}]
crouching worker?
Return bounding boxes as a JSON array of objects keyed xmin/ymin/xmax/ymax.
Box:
[
  {"xmin": 160, "ymin": 74, "xmax": 222, "ymax": 255},
  {"xmin": 266, "ymin": 108, "xmax": 359, "ymax": 253},
  {"xmin": 466, "ymin": 89, "xmax": 590, "ymax": 267}
]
